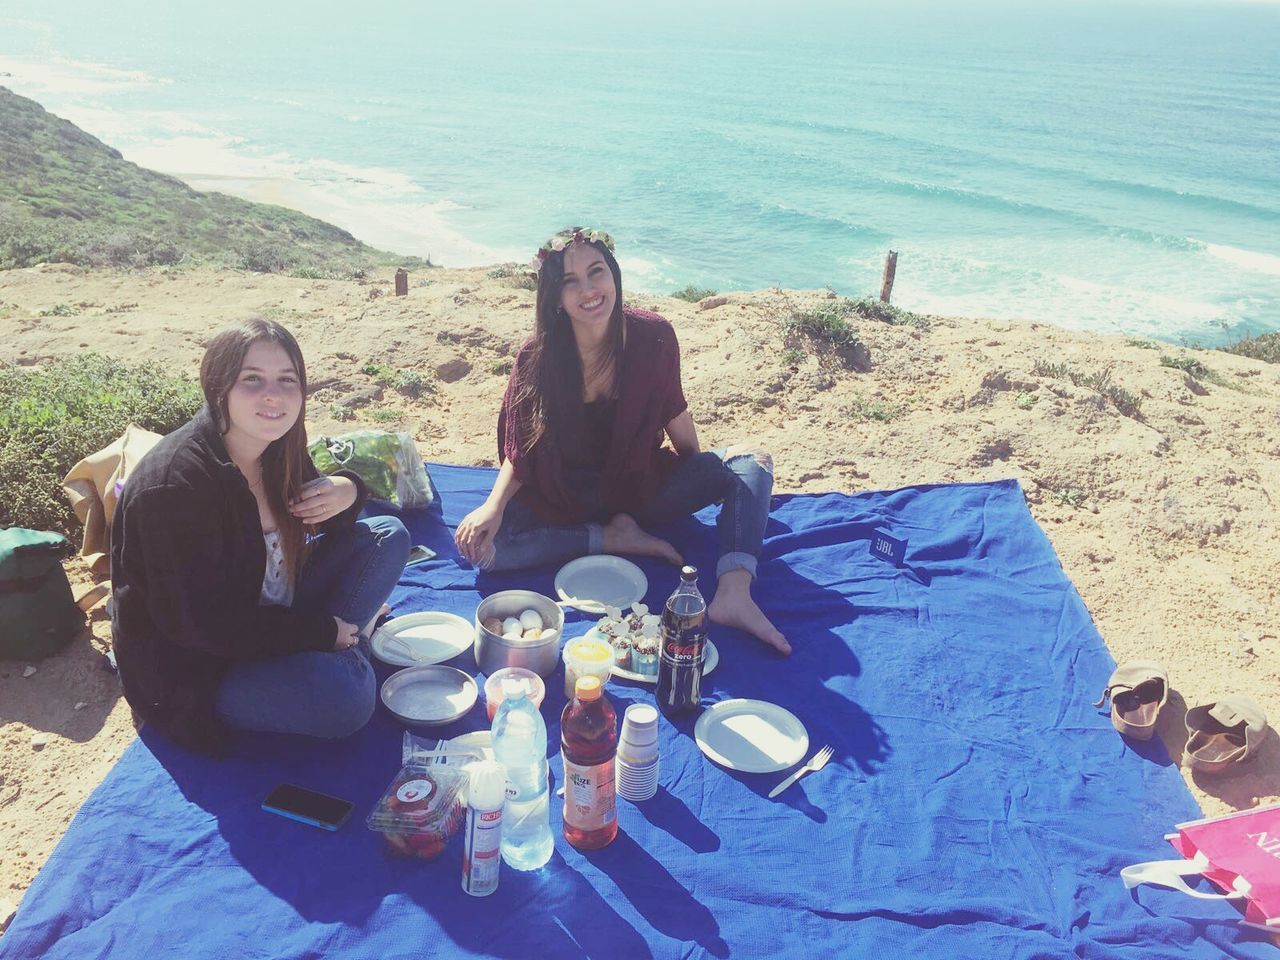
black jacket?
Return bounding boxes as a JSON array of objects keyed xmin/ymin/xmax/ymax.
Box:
[{"xmin": 110, "ymin": 407, "xmax": 367, "ymax": 755}]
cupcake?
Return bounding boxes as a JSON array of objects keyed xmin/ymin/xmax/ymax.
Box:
[
  {"xmin": 627, "ymin": 602, "xmax": 649, "ymax": 633},
  {"xmin": 609, "ymin": 634, "xmax": 632, "ymax": 670},
  {"xmin": 597, "ymin": 616, "xmax": 626, "ymax": 639},
  {"xmin": 633, "ymin": 634, "xmax": 659, "ymax": 677}
]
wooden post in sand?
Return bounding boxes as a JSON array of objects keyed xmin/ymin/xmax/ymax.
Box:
[
  {"xmin": 879, "ymin": 251, "xmax": 898, "ymax": 304},
  {"xmin": 394, "ymin": 268, "xmax": 408, "ymax": 296}
]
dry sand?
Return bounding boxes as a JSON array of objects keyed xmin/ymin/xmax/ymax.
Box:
[{"xmin": 2, "ymin": 262, "xmax": 1278, "ymax": 922}]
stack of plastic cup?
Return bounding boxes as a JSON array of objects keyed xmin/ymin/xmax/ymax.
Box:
[{"xmin": 615, "ymin": 703, "xmax": 660, "ymax": 802}]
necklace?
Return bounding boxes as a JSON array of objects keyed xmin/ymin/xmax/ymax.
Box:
[{"xmin": 238, "ymin": 461, "xmax": 265, "ymax": 490}]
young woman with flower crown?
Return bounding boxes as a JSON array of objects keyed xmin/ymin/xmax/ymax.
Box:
[
  {"xmin": 455, "ymin": 228, "xmax": 789, "ymax": 654},
  {"xmin": 111, "ymin": 318, "xmax": 410, "ymax": 754}
]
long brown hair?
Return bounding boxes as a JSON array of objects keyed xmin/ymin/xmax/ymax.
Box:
[
  {"xmin": 199, "ymin": 318, "xmax": 311, "ymax": 584},
  {"xmin": 512, "ymin": 228, "xmax": 626, "ymax": 458}
]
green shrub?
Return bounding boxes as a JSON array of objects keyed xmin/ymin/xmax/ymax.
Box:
[
  {"xmin": 783, "ymin": 303, "xmax": 862, "ymax": 351},
  {"xmin": 238, "ymin": 239, "xmax": 295, "ymax": 274},
  {"xmin": 290, "ymin": 266, "xmax": 342, "ymax": 280},
  {"xmin": 1053, "ymin": 487, "xmax": 1086, "ymax": 508},
  {"xmin": 491, "ymin": 358, "xmax": 514, "ymax": 376},
  {"xmin": 781, "ymin": 346, "xmax": 805, "ymax": 367},
  {"xmin": 370, "ymin": 408, "xmax": 405, "ymax": 424},
  {"xmin": 1218, "ymin": 331, "xmax": 1280, "ymax": 365},
  {"xmin": 38, "ymin": 303, "xmax": 77, "ymax": 317},
  {"xmin": 395, "ymin": 369, "xmax": 432, "ymax": 399},
  {"xmin": 487, "ymin": 264, "xmax": 537, "ymax": 290},
  {"xmin": 671, "ymin": 285, "xmax": 718, "ymax": 303},
  {"xmin": 330, "ymin": 403, "xmax": 355, "ymax": 421},
  {"xmin": 846, "ymin": 296, "xmax": 928, "ymax": 329},
  {"xmin": 0, "ymin": 354, "xmax": 202, "ymax": 534},
  {"xmin": 779, "ymin": 300, "xmax": 871, "ymax": 370},
  {"xmin": 1031, "ymin": 360, "xmax": 1142, "ymax": 419},
  {"xmin": 847, "ymin": 394, "xmax": 907, "ymax": 422},
  {"xmin": 361, "ymin": 361, "xmax": 395, "ymax": 385},
  {"xmin": 1160, "ymin": 355, "xmax": 1209, "ymax": 379},
  {"xmin": 1015, "ymin": 391, "xmax": 1038, "ymax": 409}
]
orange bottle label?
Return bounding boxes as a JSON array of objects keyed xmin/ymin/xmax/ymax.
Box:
[{"xmin": 561, "ymin": 755, "xmax": 617, "ymax": 831}]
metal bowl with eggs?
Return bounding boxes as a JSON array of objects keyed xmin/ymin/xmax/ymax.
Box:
[{"xmin": 473, "ymin": 590, "xmax": 563, "ymax": 678}]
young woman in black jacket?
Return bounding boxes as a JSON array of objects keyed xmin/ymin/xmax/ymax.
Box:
[{"xmin": 111, "ymin": 319, "xmax": 409, "ymax": 754}]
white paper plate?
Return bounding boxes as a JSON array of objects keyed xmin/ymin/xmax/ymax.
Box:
[
  {"xmin": 380, "ymin": 665, "xmax": 478, "ymax": 727},
  {"xmin": 441, "ymin": 730, "xmax": 494, "ymax": 763},
  {"xmin": 582, "ymin": 626, "xmax": 719, "ymax": 684},
  {"xmin": 371, "ymin": 612, "xmax": 473, "ymax": 667},
  {"xmin": 554, "ymin": 556, "xmax": 648, "ymax": 613},
  {"xmin": 693, "ymin": 699, "xmax": 808, "ymax": 774}
]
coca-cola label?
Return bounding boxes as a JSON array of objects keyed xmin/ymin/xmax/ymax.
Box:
[{"xmin": 660, "ymin": 634, "xmax": 706, "ymax": 664}]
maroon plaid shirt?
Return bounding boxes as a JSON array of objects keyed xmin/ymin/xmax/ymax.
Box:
[{"xmin": 497, "ymin": 308, "xmax": 689, "ymax": 524}]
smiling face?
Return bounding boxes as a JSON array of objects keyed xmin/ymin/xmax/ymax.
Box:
[
  {"xmin": 559, "ymin": 241, "xmax": 618, "ymax": 336},
  {"xmin": 222, "ymin": 339, "xmax": 302, "ymax": 454}
]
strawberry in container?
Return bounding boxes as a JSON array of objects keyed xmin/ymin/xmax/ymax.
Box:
[{"xmin": 366, "ymin": 763, "xmax": 467, "ymax": 860}]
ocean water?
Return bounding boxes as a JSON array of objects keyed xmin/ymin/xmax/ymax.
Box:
[{"xmin": 1, "ymin": 0, "xmax": 1277, "ymax": 342}]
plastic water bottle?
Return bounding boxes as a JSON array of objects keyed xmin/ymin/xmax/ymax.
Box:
[{"xmin": 491, "ymin": 680, "xmax": 554, "ymax": 870}]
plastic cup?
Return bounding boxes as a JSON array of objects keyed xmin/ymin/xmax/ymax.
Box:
[
  {"xmin": 483, "ymin": 667, "xmax": 545, "ymax": 721},
  {"xmin": 616, "ymin": 703, "xmax": 659, "ymax": 801},
  {"xmin": 620, "ymin": 703, "xmax": 659, "ymax": 745},
  {"xmin": 562, "ymin": 639, "xmax": 613, "ymax": 699}
]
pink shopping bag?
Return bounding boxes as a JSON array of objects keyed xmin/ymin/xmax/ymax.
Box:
[{"xmin": 1122, "ymin": 802, "xmax": 1280, "ymax": 932}]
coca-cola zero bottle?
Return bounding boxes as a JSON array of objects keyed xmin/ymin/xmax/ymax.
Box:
[{"xmin": 656, "ymin": 565, "xmax": 707, "ymax": 717}]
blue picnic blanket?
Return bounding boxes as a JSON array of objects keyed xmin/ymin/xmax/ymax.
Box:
[{"xmin": 2, "ymin": 468, "xmax": 1271, "ymax": 959}]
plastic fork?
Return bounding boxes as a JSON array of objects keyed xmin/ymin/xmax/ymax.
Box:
[
  {"xmin": 768, "ymin": 745, "xmax": 833, "ymax": 798},
  {"xmin": 385, "ymin": 634, "xmax": 430, "ymax": 662}
]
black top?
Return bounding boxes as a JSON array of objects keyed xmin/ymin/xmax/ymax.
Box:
[
  {"xmin": 563, "ymin": 398, "xmax": 616, "ymax": 471},
  {"xmin": 110, "ymin": 406, "xmax": 367, "ymax": 755}
]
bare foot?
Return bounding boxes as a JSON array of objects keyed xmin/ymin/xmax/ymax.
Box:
[
  {"xmin": 602, "ymin": 514, "xmax": 683, "ymax": 565},
  {"xmin": 709, "ymin": 571, "xmax": 791, "ymax": 655},
  {"xmin": 362, "ymin": 602, "xmax": 392, "ymax": 638}
]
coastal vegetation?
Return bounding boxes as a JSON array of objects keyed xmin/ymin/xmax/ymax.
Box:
[
  {"xmin": 671, "ymin": 285, "xmax": 718, "ymax": 303},
  {"xmin": 1218, "ymin": 330, "xmax": 1280, "ymax": 366},
  {"xmin": 1030, "ymin": 360, "xmax": 1143, "ymax": 419},
  {"xmin": 0, "ymin": 87, "xmax": 424, "ymax": 276},
  {"xmin": 0, "ymin": 354, "xmax": 203, "ymax": 535}
]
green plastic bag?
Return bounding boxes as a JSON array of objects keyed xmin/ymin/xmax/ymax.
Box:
[
  {"xmin": 308, "ymin": 431, "xmax": 433, "ymax": 509},
  {"xmin": 0, "ymin": 528, "xmax": 84, "ymax": 660}
]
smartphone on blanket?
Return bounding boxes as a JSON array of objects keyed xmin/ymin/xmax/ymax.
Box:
[
  {"xmin": 406, "ymin": 545, "xmax": 436, "ymax": 566},
  {"xmin": 262, "ymin": 783, "xmax": 354, "ymax": 832}
]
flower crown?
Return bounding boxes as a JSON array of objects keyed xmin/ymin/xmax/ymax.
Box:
[{"xmin": 529, "ymin": 228, "xmax": 615, "ymax": 275}]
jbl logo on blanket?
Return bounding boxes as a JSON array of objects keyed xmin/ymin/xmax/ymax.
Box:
[{"xmin": 870, "ymin": 531, "xmax": 907, "ymax": 566}]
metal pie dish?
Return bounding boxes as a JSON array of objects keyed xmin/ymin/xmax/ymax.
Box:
[
  {"xmin": 380, "ymin": 665, "xmax": 478, "ymax": 728},
  {"xmin": 473, "ymin": 590, "xmax": 564, "ymax": 678}
]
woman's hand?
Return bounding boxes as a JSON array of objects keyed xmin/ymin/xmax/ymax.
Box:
[
  {"xmin": 455, "ymin": 502, "xmax": 503, "ymax": 569},
  {"xmin": 289, "ymin": 475, "xmax": 358, "ymax": 524},
  {"xmin": 332, "ymin": 616, "xmax": 360, "ymax": 651}
]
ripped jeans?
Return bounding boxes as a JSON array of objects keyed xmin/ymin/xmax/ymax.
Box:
[{"xmin": 488, "ymin": 449, "xmax": 773, "ymax": 578}]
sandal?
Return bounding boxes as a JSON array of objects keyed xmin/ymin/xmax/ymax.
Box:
[
  {"xmin": 1093, "ymin": 660, "xmax": 1169, "ymax": 740},
  {"xmin": 1184, "ymin": 696, "xmax": 1267, "ymax": 774}
]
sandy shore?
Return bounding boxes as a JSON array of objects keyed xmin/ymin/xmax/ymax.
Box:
[{"xmin": 2, "ymin": 262, "xmax": 1277, "ymax": 923}]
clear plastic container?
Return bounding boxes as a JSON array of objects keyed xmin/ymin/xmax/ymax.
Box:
[
  {"xmin": 484, "ymin": 667, "xmax": 546, "ymax": 721},
  {"xmin": 562, "ymin": 638, "xmax": 613, "ymax": 698},
  {"xmin": 366, "ymin": 762, "xmax": 467, "ymax": 860}
]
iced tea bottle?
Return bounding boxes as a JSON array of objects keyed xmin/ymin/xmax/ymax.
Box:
[{"xmin": 560, "ymin": 676, "xmax": 618, "ymax": 850}]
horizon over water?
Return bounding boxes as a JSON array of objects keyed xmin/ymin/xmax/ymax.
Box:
[{"xmin": 2, "ymin": 0, "xmax": 1278, "ymax": 343}]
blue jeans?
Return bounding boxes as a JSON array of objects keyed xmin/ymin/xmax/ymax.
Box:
[
  {"xmin": 489, "ymin": 449, "xmax": 772, "ymax": 578},
  {"xmin": 215, "ymin": 515, "xmax": 409, "ymax": 738}
]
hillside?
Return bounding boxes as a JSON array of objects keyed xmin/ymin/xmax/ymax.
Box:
[{"xmin": 0, "ymin": 87, "xmax": 424, "ymax": 276}]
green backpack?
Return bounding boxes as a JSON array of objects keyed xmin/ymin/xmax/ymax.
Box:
[{"xmin": 0, "ymin": 528, "xmax": 84, "ymax": 660}]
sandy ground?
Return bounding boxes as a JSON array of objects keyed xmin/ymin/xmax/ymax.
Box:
[{"xmin": 2, "ymin": 262, "xmax": 1278, "ymax": 924}]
